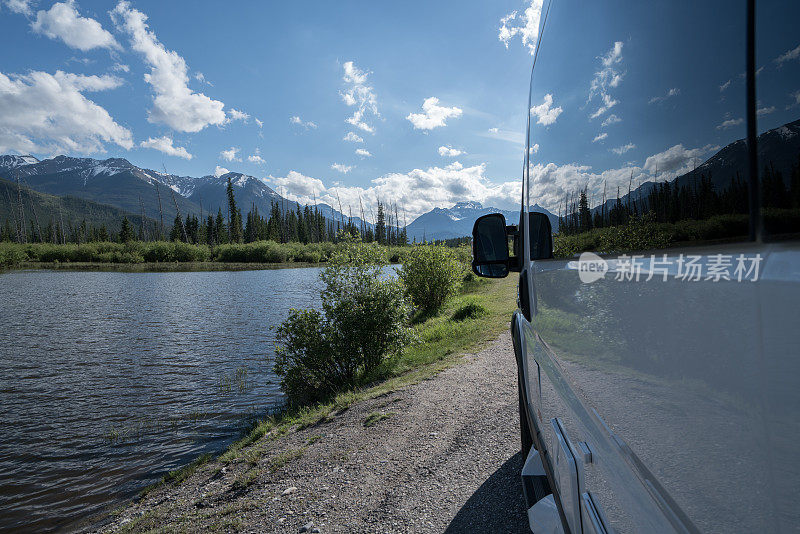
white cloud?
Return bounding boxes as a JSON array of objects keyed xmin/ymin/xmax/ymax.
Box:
[
  {"xmin": 720, "ymin": 80, "xmax": 731, "ymax": 92},
  {"xmin": 590, "ymin": 94, "xmax": 618, "ymax": 119},
  {"xmin": 248, "ymin": 154, "xmax": 265, "ymax": 165},
  {"xmin": 289, "ymin": 115, "xmax": 317, "ymax": 129},
  {"xmin": 529, "ymin": 143, "xmax": 539, "ymax": 154},
  {"xmin": 649, "ymin": 87, "xmax": 680, "ymax": 104},
  {"xmin": 601, "ymin": 114, "xmax": 621, "ymax": 127},
  {"xmin": 775, "ymin": 44, "xmax": 800, "ymax": 65},
  {"xmin": 406, "ymin": 97, "xmax": 463, "ymax": 130},
  {"xmin": 438, "ymin": 145, "xmax": 463, "ymax": 157},
  {"xmin": 220, "ymin": 146, "xmax": 240, "ymax": 162},
  {"xmin": 642, "ymin": 143, "xmax": 717, "ymax": 180},
  {"xmin": 32, "ymin": 1, "xmax": 120, "ymax": 51},
  {"xmin": 611, "ymin": 143, "xmax": 635, "ymax": 155},
  {"xmin": 331, "ymin": 163, "xmax": 353, "ymax": 173},
  {"xmin": 214, "ymin": 166, "xmax": 229, "ymax": 178},
  {"xmin": 592, "ymin": 132, "xmax": 608, "ymax": 143},
  {"xmin": 3, "ymin": 0, "xmax": 33, "ymax": 15},
  {"xmin": 273, "ymin": 163, "xmax": 523, "ymax": 221},
  {"xmin": 498, "ymin": 0, "xmax": 543, "ymax": 55},
  {"xmin": 343, "ymin": 131, "xmax": 363, "ymax": 143},
  {"xmin": 716, "ymin": 117, "xmax": 743, "ymax": 130},
  {"xmin": 140, "ymin": 136, "xmax": 192, "ymax": 159},
  {"xmin": 589, "ymin": 41, "xmax": 623, "ymax": 119},
  {"xmin": 254, "ymin": 118, "xmax": 263, "ymax": 128},
  {"xmin": 530, "ymin": 93, "xmax": 563, "ymax": 126},
  {"xmin": 194, "ymin": 72, "xmax": 213, "ymax": 86},
  {"xmin": 340, "ymin": 61, "xmax": 378, "ymax": 133},
  {"xmin": 488, "ymin": 127, "xmax": 499, "ymax": 133},
  {"xmin": 110, "ymin": 1, "xmax": 226, "ymax": 133},
  {"xmin": 757, "ymin": 106, "xmax": 775, "ymax": 116},
  {"xmin": 0, "ymin": 70, "xmax": 132, "ymax": 154},
  {"xmin": 227, "ymin": 109, "xmax": 250, "ymax": 123},
  {"xmin": 355, "ymin": 148, "xmax": 371, "ymax": 157},
  {"xmin": 111, "ymin": 63, "xmax": 129, "ymax": 72}
]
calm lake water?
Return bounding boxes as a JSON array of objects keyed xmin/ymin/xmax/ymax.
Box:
[{"xmin": 0, "ymin": 266, "xmax": 345, "ymax": 532}]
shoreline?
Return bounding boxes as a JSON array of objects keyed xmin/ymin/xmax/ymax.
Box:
[
  {"xmin": 84, "ymin": 275, "xmax": 518, "ymax": 532},
  {"xmin": 4, "ymin": 260, "xmax": 328, "ymax": 273}
]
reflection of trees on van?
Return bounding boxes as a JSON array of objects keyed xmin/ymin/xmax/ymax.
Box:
[{"xmin": 553, "ymin": 120, "xmax": 800, "ymax": 257}]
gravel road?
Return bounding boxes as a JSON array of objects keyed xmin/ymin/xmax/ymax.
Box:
[{"xmin": 99, "ymin": 331, "xmax": 529, "ymax": 533}]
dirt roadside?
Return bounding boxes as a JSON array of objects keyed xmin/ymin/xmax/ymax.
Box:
[{"xmin": 98, "ymin": 331, "xmax": 529, "ymax": 533}]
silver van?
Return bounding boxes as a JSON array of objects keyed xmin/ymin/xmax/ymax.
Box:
[{"xmin": 472, "ymin": 1, "xmax": 800, "ymax": 532}]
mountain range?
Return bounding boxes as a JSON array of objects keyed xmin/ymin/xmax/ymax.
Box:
[{"xmin": 0, "ymin": 154, "xmax": 533, "ymax": 240}]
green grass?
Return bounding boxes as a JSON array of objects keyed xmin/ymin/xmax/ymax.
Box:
[
  {"xmin": 363, "ymin": 412, "xmax": 395, "ymax": 427},
  {"xmin": 267, "ymin": 448, "xmax": 305, "ymax": 472}
]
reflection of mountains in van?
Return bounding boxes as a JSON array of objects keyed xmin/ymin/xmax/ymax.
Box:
[{"xmin": 595, "ymin": 118, "xmax": 800, "ymax": 215}]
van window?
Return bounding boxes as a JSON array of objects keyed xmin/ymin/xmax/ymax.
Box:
[{"xmin": 527, "ymin": 1, "xmax": 754, "ymax": 257}]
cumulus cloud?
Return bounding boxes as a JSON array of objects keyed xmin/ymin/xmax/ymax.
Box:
[
  {"xmin": 227, "ymin": 109, "xmax": 250, "ymax": 123},
  {"xmin": 588, "ymin": 41, "xmax": 623, "ymax": 119},
  {"xmin": 340, "ymin": 61, "xmax": 378, "ymax": 133},
  {"xmin": 716, "ymin": 117, "xmax": 743, "ymax": 130},
  {"xmin": 220, "ymin": 146, "xmax": 240, "ymax": 162},
  {"xmin": 611, "ymin": 143, "xmax": 635, "ymax": 155},
  {"xmin": 775, "ymin": 44, "xmax": 800, "ymax": 65},
  {"xmin": 0, "ymin": 70, "xmax": 132, "ymax": 154},
  {"xmin": 248, "ymin": 154, "xmax": 265, "ymax": 165},
  {"xmin": 254, "ymin": 118, "xmax": 263, "ymax": 128},
  {"xmin": 3, "ymin": 0, "xmax": 33, "ymax": 15},
  {"xmin": 110, "ymin": 1, "xmax": 226, "ymax": 133},
  {"xmin": 529, "ymin": 143, "xmax": 539, "ymax": 154},
  {"xmin": 530, "ymin": 93, "xmax": 563, "ymax": 126},
  {"xmin": 343, "ymin": 131, "xmax": 363, "ymax": 143},
  {"xmin": 592, "ymin": 132, "xmax": 607, "ymax": 143},
  {"xmin": 355, "ymin": 148, "xmax": 371, "ymax": 157},
  {"xmin": 289, "ymin": 115, "xmax": 317, "ymax": 129},
  {"xmin": 140, "ymin": 136, "xmax": 192, "ymax": 159},
  {"xmin": 601, "ymin": 114, "xmax": 621, "ymax": 127},
  {"xmin": 498, "ymin": 0, "xmax": 543, "ymax": 55},
  {"xmin": 32, "ymin": 1, "xmax": 120, "ymax": 51},
  {"xmin": 272, "ymin": 163, "xmax": 523, "ymax": 221},
  {"xmin": 214, "ymin": 166, "xmax": 229, "ymax": 178},
  {"xmin": 642, "ymin": 143, "xmax": 717, "ymax": 180},
  {"xmin": 757, "ymin": 106, "xmax": 775, "ymax": 116},
  {"xmin": 438, "ymin": 145, "xmax": 463, "ymax": 157},
  {"xmin": 406, "ymin": 97, "xmax": 462, "ymax": 130},
  {"xmin": 331, "ymin": 163, "xmax": 353, "ymax": 173},
  {"xmin": 649, "ymin": 87, "xmax": 680, "ymax": 104}
]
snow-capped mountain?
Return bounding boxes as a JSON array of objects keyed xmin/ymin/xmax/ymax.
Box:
[
  {"xmin": 0, "ymin": 155, "xmax": 370, "ymax": 229},
  {"xmin": 406, "ymin": 201, "xmax": 558, "ymax": 242}
]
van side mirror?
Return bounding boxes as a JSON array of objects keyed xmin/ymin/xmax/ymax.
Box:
[
  {"xmin": 529, "ymin": 212, "xmax": 554, "ymax": 260},
  {"xmin": 472, "ymin": 213, "xmax": 512, "ymax": 278}
]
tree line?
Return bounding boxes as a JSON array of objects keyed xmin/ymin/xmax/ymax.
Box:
[
  {"xmin": 2, "ymin": 177, "xmax": 411, "ymax": 246},
  {"xmin": 557, "ymin": 154, "xmax": 800, "ymax": 236}
]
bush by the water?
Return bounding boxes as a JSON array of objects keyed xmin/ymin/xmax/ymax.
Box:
[
  {"xmin": 399, "ymin": 244, "xmax": 464, "ymax": 314},
  {"xmin": 274, "ymin": 241, "xmax": 413, "ymax": 406},
  {"xmin": 0, "ymin": 239, "xmax": 410, "ymax": 267}
]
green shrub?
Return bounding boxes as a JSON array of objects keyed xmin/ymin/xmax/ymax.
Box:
[
  {"xmin": 274, "ymin": 241, "xmax": 413, "ymax": 406},
  {"xmin": 399, "ymin": 244, "xmax": 464, "ymax": 314},
  {"xmin": 0, "ymin": 243, "xmax": 26, "ymax": 267},
  {"xmin": 451, "ymin": 301, "xmax": 487, "ymax": 322}
]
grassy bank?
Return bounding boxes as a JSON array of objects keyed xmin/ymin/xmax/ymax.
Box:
[
  {"xmin": 0, "ymin": 240, "xmax": 411, "ymax": 270},
  {"xmin": 140, "ymin": 274, "xmax": 517, "ymax": 499}
]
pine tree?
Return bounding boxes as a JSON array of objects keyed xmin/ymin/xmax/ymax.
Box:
[
  {"xmin": 376, "ymin": 203, "xmax": 386, "ymax": 244},
  {"xmin": 119, "ymin": 216, "xmax": 134, "ymax": 242},
  {"xmin": 227, "ymin": 177, "xmax": 243, "ymax": 243}
]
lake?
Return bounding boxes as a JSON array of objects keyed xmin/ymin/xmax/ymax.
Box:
[{"xmin": 0, "ymin": 266, "xmax": 342, "ymax": 532}]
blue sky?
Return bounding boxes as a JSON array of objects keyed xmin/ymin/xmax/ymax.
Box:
[{"xmin": 0, "ymin": 0, "xmax": 798, "ymax": 218}]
